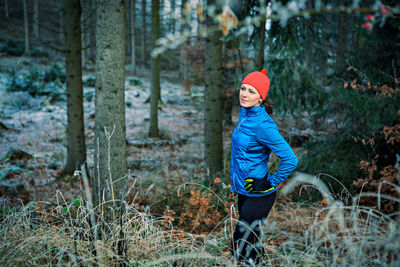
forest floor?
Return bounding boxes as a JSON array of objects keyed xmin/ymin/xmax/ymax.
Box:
[
  {"xmin": 1, "ymin": 57, "xmax": 399, "ymax": 266},
  {"xmin": 0, "ymin": 55, "xmax": 318, "ymax": 229},
  {"xmin": 0, "ymin": 55, "xmax": 312, "ymax": 206}
]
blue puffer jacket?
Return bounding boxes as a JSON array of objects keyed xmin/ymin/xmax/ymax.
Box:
[{"xmin": 230, "ymin": 105, "xmax": 298, "ymax": 197}]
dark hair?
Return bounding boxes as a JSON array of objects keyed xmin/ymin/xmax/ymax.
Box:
[{"xmin": 261, "ymin": 99, "xmax": 274, "ymax": 115}]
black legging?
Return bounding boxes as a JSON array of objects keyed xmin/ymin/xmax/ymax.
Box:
[{"xmin": 232, "ymin": 191, "xmax": 276, "ymax": 264}]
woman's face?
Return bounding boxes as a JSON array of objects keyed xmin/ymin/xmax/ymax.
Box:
[{"xmin": 239, "ymin": 84, "xmax": 262, "ymax": 107}]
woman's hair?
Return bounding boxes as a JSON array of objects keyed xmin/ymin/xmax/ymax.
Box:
[{"xmin": 261, "ymin": 99, "xmax": 274, "ymax": 115}]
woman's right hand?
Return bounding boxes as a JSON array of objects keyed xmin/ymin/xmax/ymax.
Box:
[{"xmin": 244, "ymin": 176, "xmax": 275, "ymax": 194}]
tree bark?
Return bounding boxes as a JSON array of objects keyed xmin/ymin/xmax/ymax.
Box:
[
  {"xmin": 179, "ymin": 0, "xmax": 189, "ymax": 95},
  {"xmin": 23, "ymin": 0, "xmax": 30, "ymax": 55},
  {"xmin": 88, "ymin": 0, "xmax": 96, "ymax": 64},
  {"xmin": 59, "ymin": 0, "xmax": 64, "ymax": 43},
  {"xmin": 131, "ymin": 0, "xmax": 136, "ymax": 74},
  {"xmin": 33, "ymin": 0, "xmax": 39, "ymax": 38},
  {"xmin": 170, "ymin": 0, "xmax": 175, "ymax": 34},
  {"xmin": 149, "ymin": 0, "xmax": 161, "ymax": 138},
  {"xmin": 81, "ymin": 0, "xmax": 89, "ymax": 68},
  {"xmin": 255, "ymin": 15, "xmax": 266, "ymax": 70},
  {"xmin": 94, "ymin": 0, "xmax": 127, "ymax": 205},
  {"xmin": 64, "ymin": 0, "xmax": 86, "ymax": 175},
  {"xmin": 5, "ymin": 0, "xmax": 8, "ymax": 18},
  {"xmin": 204, "ymin": 0, "xmax": 223, "ymax": 180},
  {"xmin": 141, "ymin": 0, "xmax": 147, "ymax": 66}
]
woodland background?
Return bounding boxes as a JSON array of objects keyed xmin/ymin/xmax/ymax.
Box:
[{"xmin": 0, "ymin": 0, "xmax": 399, "ymax": 266}]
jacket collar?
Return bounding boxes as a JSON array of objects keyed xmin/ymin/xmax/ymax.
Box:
[{"xmin": 241, "ymin": 105, "xmax": 264, "ymax": 116}]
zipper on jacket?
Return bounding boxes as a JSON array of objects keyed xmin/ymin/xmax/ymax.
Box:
[
  {"xmin": 237, "ymin": 116, "xmax": 248, "ymax": 131},
  {"xmin": 232, "ymin": 174, "xmax": 237, "ymax": 191}
]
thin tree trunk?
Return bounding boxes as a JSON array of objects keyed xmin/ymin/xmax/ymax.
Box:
[
  {"xmin": 160, "ymin": 0, "xmax": 163, "ymax": 34},
  {"xmin": 255, "ymin": 15, "xmax": 266, "ymax": 70},
  {"xmin": 59, "ymin": 0, "xmax": 64, "ymax": 43},
  {"xmin": 64, "ymin": 0, "xmax": 86, "ymax": 175},
  {"xmin": 179, "ymin": 0, "xmax": 189, "ymax": 93},
  {"xmin": 204, "ymin": 0, "xmax": 223, "ymax": 180},
  {"xmin": 170, "ymin": 0, "xmax": 175, "ymax": 34},
  {"xmin": 131, "ymin": 0, "xmax": 136, "ymax": 74},
  {"xmin": 94, "ymin": 0, "xmax": 127, "ymax": 206},
  {"xmin": 33, "ymin": 0, "xmax": 39, "ymax": 38},
  {"xmin": 233, "ymin": 36, "xmax": 244, "ymax": 75},
  {"xmin": 5, "ymin": 0, "xmax": 8, "ymax": 18},
  {"xmin": 23, "ymin": 0, "xmax": 30, "ymax": 55},
  {"xmin": 141, "ymin": 0, "xmax": 147, "ymax": 66},
  {"xmin": 149, "ymin": 0, "xmax": 160, "ymax": 138}
]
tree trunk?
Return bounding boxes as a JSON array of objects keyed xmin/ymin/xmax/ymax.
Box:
[
  {"xmin": 64, "ymin": 0, "xmax": 86, "ymax": 175},
  {"xmin": 159, "ymin": 0, "xmax": 163, "ymax": 34},
  {"xmin": 149, "ymin": 0, "xmax": 160, "ymax": 138},
  {"xmin": 141, "ymin": 0, "xmax": 147, "ymax": 66},
  {"xmin": 204, "ymin": 0, "xmax": 223, "ymax": 180},
  {"xmin": 59, "ymin": 0, "xmax": 64, "ymax": 43},
  {"xmin": 170, "ymin": 0, "xmax": 175, "ymax": 34},
  {"xmin": 81, "ymin": 0, "xmax": 89, "ymax": 69},
  {"xmin": 23, "ymin": 0, "xmax": 30, "ymax": 55},
  {"xmin": 131, "ymin": 0, "xmax": 136, "ymax": 74},
  {"xmin": 179, "ymin": 0, "xmax": 189, "ymax": 95},
  {"xmin": 88, "ymin": 0, "xmax": 96, "ymax": 64},
  {"xmin": 5, "ymin": 0, "xmax": 8, "ymax": 18},
  {"xmin": 255, "ymin": 15, "xmax": 266, "ymax": 70},
  {"xmin": 33, "ymin": 0, "xmax": 39, "ymax": 39},
  {"xmin": 94, "ymin": 0, "xmax": 127, "ymax": 206}
]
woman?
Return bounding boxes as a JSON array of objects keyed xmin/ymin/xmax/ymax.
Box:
[{"xmin": 230, "ymin": 69, "xmax": 298, "ymax": 264}]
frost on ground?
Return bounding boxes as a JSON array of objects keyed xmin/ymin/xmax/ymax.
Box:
[{"xmin": 0, "ymin": 58, "xmax": 232, "ymax": 204}]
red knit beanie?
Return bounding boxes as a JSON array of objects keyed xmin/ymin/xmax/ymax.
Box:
[{"xmin": 241, "ymin": 69, "xmax": 270, "ymax": 100}]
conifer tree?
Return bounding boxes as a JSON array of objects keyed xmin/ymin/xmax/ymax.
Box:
[
  {"xmin": 64, "ymin": 0, "xmax": 86, "ymax": 175},
  {"xmin": 94, "ymin": 0, "xmax": 127, "ymax": 205},
  {"xmin": 204, "ymin": 0, "xmax": 223, "ymax": 180}
]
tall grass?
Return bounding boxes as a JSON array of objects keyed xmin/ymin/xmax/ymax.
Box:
[
  {"xmin": 0, "ymin": 192, "xmax": 231, "ymax": 266},
  {"xmin": 1, "ymin": 171, "xmax": 399, "ymax": 266}
]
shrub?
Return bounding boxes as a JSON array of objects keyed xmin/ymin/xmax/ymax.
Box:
[
  {"xmin": 31, "ymin": 47, "xmax": 50, "ymax": 58},
  {"xmin": 5, "ymin": 63, "xmax": 66, "ymax": 102},
  {"xmin": 43, "ymin": 62, "xmax": 66, "ymax": 84},
  {"xmin": 0, "ymin": 39, "xmax": 24, "ymax": 56},
  {"xmin": 1, "ymin": 91, "xmax": 42, "ymax": 111},
  {"xmin": 301, "ymin": 72, "xmax": 400, "ymax": 204}
]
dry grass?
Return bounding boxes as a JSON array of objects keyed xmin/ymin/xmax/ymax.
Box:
[
  {"xmin": 0, "ymin": 195, "xmax": 232, "ymax": 266},
  {"xmin": 1, "ymin": 172, "xmax": 399, "ymax": 266}
]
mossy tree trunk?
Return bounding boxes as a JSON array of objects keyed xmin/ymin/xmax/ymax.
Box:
[
  {"xmin": 204, "ymin": 0, "xmax": 223, "ymax": 181},
  {"xmin": 64, "ymin": 0, "xmax": 86, "ymax": 175},
  {"xmin": 149, "ymin": 0, "xmax": 161, "ymax": 138},
  {"xmin": 94, "ymin": 0, "xmax": 127, "ymax": 206}
]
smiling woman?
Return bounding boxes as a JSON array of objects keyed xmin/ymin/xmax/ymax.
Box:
[{"xmin": 230, "ymin": 68, "xmax": 298, "ymax": 264}]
